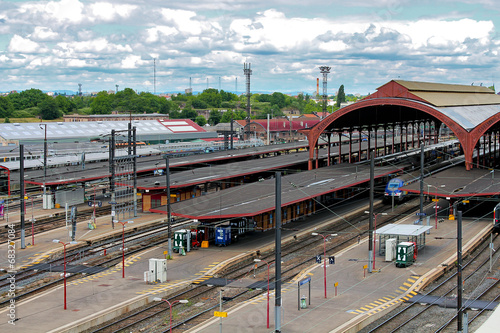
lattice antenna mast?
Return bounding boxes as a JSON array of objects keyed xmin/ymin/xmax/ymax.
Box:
[
  {"xmin": 319, "ymin": 66, "xmax": 331, "ymax": 118},
  {"xmin": 153, "ymin": 58, "xmax": 156, "ymax": 95},
  {"xmin": 244, "ymin": 63, "xmax": 252, "ymax": 140}
]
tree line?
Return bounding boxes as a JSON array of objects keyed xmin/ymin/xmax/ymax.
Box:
[{"xmin": 0, "ymin": 84, "xmax": 356, "ymax": 125}]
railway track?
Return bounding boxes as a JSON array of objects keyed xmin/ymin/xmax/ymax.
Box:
[
  {"xmin": 362, "ymin": 231, "xmax": 500, "ymax": 333},
  {"xmin": 87, "ymin": 197, "xmax": 424, "ymax": 333},
  {"xmin": 0, "ymin": 217, "xmax": 192, "ymax": 305}
]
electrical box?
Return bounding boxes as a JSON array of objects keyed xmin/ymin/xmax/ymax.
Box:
[
  {"xmin": 385, "ymin": 238, "xmax": 397, "ymax": 262},
  {"xmin": 148, "ymin": 258, "xmax": 167, "ymax": 283},
  {"xmin": 395, "ymin": 242, "xmax": 415, "ymax": 268},
  {"xmin": 43, "ymin": 194, "xmax": 54, "ymax": 209}
]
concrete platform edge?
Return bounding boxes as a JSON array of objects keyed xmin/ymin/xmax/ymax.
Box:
[{"xmin": 331, "ymin": 223, "xmax": 494, "ymax": 333}]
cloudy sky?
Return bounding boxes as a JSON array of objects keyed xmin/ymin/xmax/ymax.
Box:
[{"xmin": 0, "ymin": 0, "xmax": 499, "ymax": 95}]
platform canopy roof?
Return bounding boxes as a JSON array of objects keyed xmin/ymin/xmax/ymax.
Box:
[
  {"xmin": 401, "ymin": 166, "xmax": 500, "ymax": 198},
  {"xmin": 305, "ymin": 79, "xmax": 500, "ymax": 170},
  {"xmin": 150, "ymin": 163, "xmax": 409, "ymax": 219},
  {"xmin": 377, "ymin": 224, "xmax": 433, "ymax": 236}
]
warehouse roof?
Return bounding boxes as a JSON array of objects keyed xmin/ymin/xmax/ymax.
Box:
[{"xmin": 0, "ymin": 119, "xmax": 211, "ymax": 142}]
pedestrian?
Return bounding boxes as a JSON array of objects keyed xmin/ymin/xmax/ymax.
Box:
[{"xmin": 357, "ymin": 235, "xmax": 361, "ymax": 244}]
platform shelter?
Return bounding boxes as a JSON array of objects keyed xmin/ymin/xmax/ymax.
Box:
[{"xmin": 376, "ymin": 223, "xmax": 433, "ymax": 255}]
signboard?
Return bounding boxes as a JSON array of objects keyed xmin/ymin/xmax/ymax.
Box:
[
  {"xmin": 214, "ymin": 311, "xmax": 228, "ymax": 318},
  {"xmin": 363, "ymin": 264, "xmax": 368, "ymax": 270},
  {"xmin": 299, "ymin": 277, "xmax": 311, "ymax": 286},
  {"xmin": 432, "ymin": 199, "xmax": 439, "ymax": 202},
  {"xmin": 315, "ymin": 255, "xmax": 322, "ymax": 264},
  {"xmin": 415, "ymin": 212, "xmax": 426, "ymax": 216}
]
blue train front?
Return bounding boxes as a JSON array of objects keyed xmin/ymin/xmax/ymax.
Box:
[{"xmin": 384, "ymin": 178, "xmax": 406, "ymax": 202}]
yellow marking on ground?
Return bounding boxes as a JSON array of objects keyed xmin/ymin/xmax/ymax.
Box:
[
  {"xmin": 374, "ymin": 301, "xmax": 384, "ymax": 305},
  {"xmin": 360, "ymin": 307, "xmax": 370, "ymax": 311},
  {"xmin": 365, "ymin": 305, "xmax": 374, "ymax": 309},
  {"xmin": 408, "ymin": 278, "xmax": 416, "ymax": 283},
  {"xmin": 403, "ymin": 282, "xmax": 412, "ymax": 287},
  {"xmin": 382, "ymin": 297, "xmax": 392, "ymax": 301},
  {"xmin": 208, "ymin": 264, "xmax": 216, "ymax": 267},
  {"xmin": 410, "ymin": 291, "xmax": 418, "ymax": 295},
  {"xmin": 307, "ymin": 272, "xmax": 314, "ymax": 276},
  {"xmin": 399, "ymin": 286, "xmax": 407, "ymax": 291}
]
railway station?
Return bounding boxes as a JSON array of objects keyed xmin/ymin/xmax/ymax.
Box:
[{"xmin": 1, "ymin": 79, "xmax": 500, "ymax": 333}]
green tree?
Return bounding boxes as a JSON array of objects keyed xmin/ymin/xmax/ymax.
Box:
[
  {"xmin": 208, "ymin": 109, "xmax": 222, "ymax": 125},
  {"xmin": 180, "ymin": 106, "xmax": 198, "ymax": 121},
  {"xmin": 336, "ymin": 84, "xmax": 346, "ymax": 108},
  {"xmin": 192, "ymin": 99, "xmax": 208, "ymax": 109},
  {"xmin": 271, "ymin": 92, "xmax": 286, "ymax": 108},
  {"xmin": 91, "ymin": 91, "xmax": 113, "ymax": 114},
  {"xmin": 55, "ymin": 95, "xmax": 76, "ymax": 114},
  {"xmin": 4, "ymin": 117, "xmax": 10, "ymax": 123},
  {"xmin": 195, "ymin": 115, "xmax": 207, "ymax": 126},
  {"xmin": 198, "ymin": 88, "xmax": 222, "ymax": 108},
  {"xmin": 38, "ymin": 98, "xmax": 61, "ymax": 120},
  {"xmin": 0, "ymin": 96, "xmax": 14, "ymax": 118}
]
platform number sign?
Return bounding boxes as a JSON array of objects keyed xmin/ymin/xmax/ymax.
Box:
[
  {"xmin": 329, "ymin": 256, "xmax": 335, "ymax": 265},
  {"xmin": 316, "ymin": 255, "xmax": 322, "ymax": 263}
]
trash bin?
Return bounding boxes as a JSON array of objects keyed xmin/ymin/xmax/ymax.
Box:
[{"xmin": 300, "ymin": 296, "xmax": 307, "ymax": 309}]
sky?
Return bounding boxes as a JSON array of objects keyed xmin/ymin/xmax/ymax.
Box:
[{"xmin": 0, "ymin": 0, "xmax": 499, "ymax": 96}]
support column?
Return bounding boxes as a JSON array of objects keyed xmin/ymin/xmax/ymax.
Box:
[
  {"xmin": 349, "ymin": 130, "xmax": 353, "ymax": 163},
  {"xmin": 383, "ymin": 126, "xmax": 387, "ymax": 156},
  {"xmin": 367, "ymin": 127, "xmax": 371, "ymax": 161},
  {"xmin": 392, "ymin": 125, "xmax": 395, "ymax": 154},
  {"xmin": 405, "ymin": 123, "xmax": 408, "ymax": 151},
  {"xmin": 476, "ymin": 142, "xmax": 480, "ymax": 168},
  {"xmin": 327, "ymin": 133, "xmax": 331, "ymax": 166},
  {"xmin": 483, "ymin": 135, "xmax": 487, "ymax": 167},
  {"xmin": 338, "ymin": 132, "xmax": 342, "ymax": 164},
  {"xmin": 358, "ymin": 128, "xmax": 362, "ymax": 162},
  {"xmin": 374, "ymin": 126, "xmax": 378, "ymax": 157},
  {"xmin": 315, "ymin": 144, "xmax": 319, "ymax": 169}
]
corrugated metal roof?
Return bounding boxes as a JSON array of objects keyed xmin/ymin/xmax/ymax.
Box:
[
  {"xmin": 391, "ymin": 80, "xmax": 500, "ymax": 107},
  {"xmin": 395, "ymin": 80, "xmax": 493, "ymax": 94},
  {"xmin": 435, "ymin": 104, "xmax": 500, "ymax": 131},
  {"xmin": 411, "ymin": 91, "xmax": 500, "ymax": 107},
  {"xmin": 0, "ymin": 119, "xmax": 207, "ymax": 141},
  {"xmin": 377, "ymin": 224, "xmax": 433, "ymax": 236}
]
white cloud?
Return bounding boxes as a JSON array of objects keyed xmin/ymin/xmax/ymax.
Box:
[
  {"xmin": 8, "ymin": 35, "xmax": 42, "ymax": 53},
  {"xmin": 89, "ymin": 2, "xmax": 136, "ymax": 22},
  {"xmin": 32, "ymin": 26, "xmax": 59, "ymax": 41},
  {"xmin": 57, "ymin": 38, "xmax": 132, "ymax": 55},
  {"xmin": 120, "ymin": 55, "xmax": 144, "ymax": 69}
]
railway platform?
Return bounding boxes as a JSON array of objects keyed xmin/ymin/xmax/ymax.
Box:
[
  {"xmin": 0, "ymin": 202, "xmax": 494, "ymax": 333},
  {"xmin": 187, "ymin": 215, "xmax": 493, "ymax": 333},
  {"xmin": 0, "ymin": 197, "xmax": 374, "ymax": 333}
]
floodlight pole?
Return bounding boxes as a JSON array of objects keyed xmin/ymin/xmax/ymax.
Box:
[
  {"xmin": 275, "ymin": 171, "xmax": 282, "ymax": 332},
  {"xmin": 368, "ymin": 150, "xmax": 374, "ymax": 273},
  {"xmin": 20, "ymin": 144, "xmax": 26, "ymax": 249}
]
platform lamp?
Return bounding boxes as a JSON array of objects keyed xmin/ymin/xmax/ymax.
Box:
[
  {"xmin": 153, "ymin": 298, "xmax": 188, "ymax": 333},
  {"xmin": 364, "ymin": 211, "xmax": 387, "ymax": 270},
  {"xmin": 117, "ymin": 220, "xmax": 133, "ymax": 278},
  {"xmin": 52, "ymin": 239, "xmax": 77, "ymax": 309},
  {"xmin": 311, "ymin": 233, "xmax": 337, "ymax": 298}
]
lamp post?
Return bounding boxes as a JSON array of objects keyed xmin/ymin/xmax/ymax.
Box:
[
  {"xmin": 117, "ymin": 220, "xmax": 133, "ymax": 278},
  {"xmin": 53, "ymin": 239, "xmax": 77, "ymax": 309},
  {"xmin": 153, "ymin": 298, "xmax": 188, "ymax": 333},
  {"xmin": 254, "ymin": 258, "xmax": 270, "ymax": 329},
  {"xmin": 430, "ymin": 184, "xmax": 446, "ymax": 229},
  {"xmin": 365, "ymin": 211, "xmax": 387, "ymax": 270},
  {"xmin": 311, "ymin": 233, "xmax": 338, "ymax": 298}
]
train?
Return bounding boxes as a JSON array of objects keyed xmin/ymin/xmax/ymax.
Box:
[
  {"xmin": 493, "ymin": 203, "xmax": 500, "ymax": 233},
  {"xmin": 384, "ymin": 153, "xmax": 465, "ymax": 203}
]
